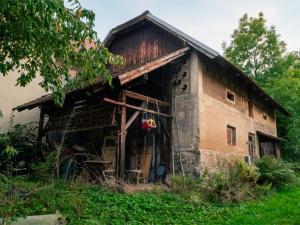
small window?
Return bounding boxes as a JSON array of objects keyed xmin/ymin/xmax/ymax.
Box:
[
  {"xmin": 263, "ymin": 113, "xmax": 268, "ymax": 120},
  {"xmin": 248, "ymin": 99, "xmax": 254, "ymax": 118},
  {"xmin": 227, "ymin": 125, "xmax": 236, "ymax": 145},
  {"xmin": 226, "ymin": 90, "xmax": 235, "ymax": 103}
]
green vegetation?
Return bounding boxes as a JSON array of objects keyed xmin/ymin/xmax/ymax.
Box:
[
  {"xmin": 0, "ymin": 158, "xmax": 298, "ymax": 224},
  {"xmin": 0, "ymin": 176, "xmax": 299, "ymax": 225},
  {"xmin": 256, "ymin": 157, "xmax": 296, "ymax": 188},
  {"xmin": 0, "ymin": 0, "xmax": 122, "ymax": 106},
  {"xmin": 0, "ymin": 122, "xmax": 39, "ymax": 174}
]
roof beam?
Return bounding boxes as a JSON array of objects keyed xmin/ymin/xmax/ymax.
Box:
[
  {"xmin": 103, "ymin": 98, "xmax": 172, "ymax": 118},
  {"xmin": 123, "ymin": 90, "xmax": 170, "ymax": 108}
]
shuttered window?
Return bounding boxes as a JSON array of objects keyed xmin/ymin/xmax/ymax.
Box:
[{"xmin": 227, "ymin": 125, "xmax": 236, "ymax": 145}]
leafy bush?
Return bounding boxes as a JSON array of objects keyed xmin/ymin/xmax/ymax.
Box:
[
  {"xmin": 200, "ymin": 160, "xmax": 261, "ymax": 204},
  {"xmin": 170, "ymin": 175, "xmax": 201, "ymax": 193},
  {"xmin": 0, "ymin": 122, "xmax": 39, "ymax": 174},
  {"xmin": 290, "ymin": 161, "xmax": 300, "ymax": 173},
  {"xmin": 30, "ymin": 152, "xmax": 56, "ymax": 183},
  {"xmin": 170, "ymin": 160, "xmax": 265, "ymax": 204},
  {"xmin": 255, "ymin": 156, "xmax": 296, "ymax": 189}
]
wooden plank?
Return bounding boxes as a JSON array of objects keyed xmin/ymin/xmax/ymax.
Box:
[
  {"xmin": 118, "ymin": 47, "xmax": 190, "ymax": 85},
  {"xmin": 123, "ymin": 90, "xmax": 170, "ymax": 107},
  {"xmin": 103, "ymin": 98, "xmax": 172, "ymax": 118},
  {"xmin": 64, "ymin": 124, "xmax": 117, "ymax": 133}
]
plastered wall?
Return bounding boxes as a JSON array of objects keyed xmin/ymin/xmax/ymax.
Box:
[
  {"xmin": 0, "ymin": 70, "xmax": 45, "ymax": 132},
  {"xmin": 171, "ymin": 50, "xmax": 201, "ymax": 175},
  {"xmin": 198, "ymin": 56, "xmax": 277, "ymax": 168}
]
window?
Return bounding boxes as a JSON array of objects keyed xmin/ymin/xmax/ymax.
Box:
[
  {"xmin": 263, "ymin": 113, "xmax": 268, "ymax": 120},
  {"xmin": 248, "ymin": 98, "xmax": 254, "ymax": 118},
  {"xmin": 226, "ymin": 90, "xmax": 235, "ymax": 103},
  {"xmin": 227, "ymin": 125, "xmax": 236, "ymax": 145}
]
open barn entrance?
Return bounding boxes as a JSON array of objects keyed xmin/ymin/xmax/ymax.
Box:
[
  {"xmin": 35, "ymin": 64, "xmax": 174, "ymax": 185},
  {"xmin": 257, "ymin": 131, "xmax": 283, "ymax": 158}
]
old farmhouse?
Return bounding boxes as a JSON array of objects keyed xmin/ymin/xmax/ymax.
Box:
[{"xmin": 14, "ymin": 11, "xmax": 289, "ymax": 180}]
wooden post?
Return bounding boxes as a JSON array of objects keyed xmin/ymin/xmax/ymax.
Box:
[
  {"xmin": 37, "ymin": 107, "xmax": 44, "ymax": 143},
  {"xmin": 119, "ymin": 92, "xmax": 127, "ymax": 177}
]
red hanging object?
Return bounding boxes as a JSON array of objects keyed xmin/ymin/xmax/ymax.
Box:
[{"xmin": 141, "ymin": 113, "xmax": 156, "ymax": 131}]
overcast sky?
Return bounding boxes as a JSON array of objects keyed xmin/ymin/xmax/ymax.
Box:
[{"xmin": 80, "ymin": 0, "xmax": 299, "ymax": 54}]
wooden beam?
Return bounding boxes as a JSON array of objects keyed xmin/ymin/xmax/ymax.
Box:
[
  {"xmin": 123, "ymin": 90, "xmax": 170, "ymax": 108},
  {"xmin": 125, "ymin": 103, "xmax": 146, "ymax": 130},
  {"xmin": 103, "ymin": 98, "xmax": 172, "ymax": 118},
  {"xmin": 119, "ymin": 93, "xmax": 127, "ymax": 178},
  {"xmin": 37, "ymin": 108, "xmax": 45, "ymax": 143}
]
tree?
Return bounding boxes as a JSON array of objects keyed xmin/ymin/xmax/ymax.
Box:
[
  {"xmin": 222, "ymin": 12, "xmax": 286, "ymax": 82},
  {"xmin": 223, "ymin": 12, "xmax": 300, "ymax": 162},
  {"xmin": 264, "ymin": 52, "xmax": 300, "ymax": 160},
  {"xmin": 0, "ymin": 0, "xmax": 122, "ymax": 106}
]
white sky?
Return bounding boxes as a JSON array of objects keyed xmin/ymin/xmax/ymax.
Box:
[{"xmin": 80, "ymin": 0, "xmax": 300, "ymax": 54}]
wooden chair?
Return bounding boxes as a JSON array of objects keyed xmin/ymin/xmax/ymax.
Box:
[{"xmin": 101, "ymin": 136, "xmax": 117, "ymax": 180}]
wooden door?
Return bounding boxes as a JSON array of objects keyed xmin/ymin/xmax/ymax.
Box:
[{"xmin": 248, "ymin": 133, "xmax": 255, "ymax": 163}]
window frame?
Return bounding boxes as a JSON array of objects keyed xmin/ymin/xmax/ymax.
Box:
[
  {"xmin": 226, "ymin": 89, "xmax": 235, "ymax": 104},
  {"xmin": 227, "ymin": 125, "xmax": 237, "ymax": 146}
]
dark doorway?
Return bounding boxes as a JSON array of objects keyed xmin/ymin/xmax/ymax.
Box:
[{"xmin": 257, "ymin": 132, "xmax": 281, "ymax": 158}]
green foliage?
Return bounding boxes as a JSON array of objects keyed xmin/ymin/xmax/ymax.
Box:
[
  {"xmin": 0, "ymin": 177, "xmax": 299, "ymax": 224},
  {"xmin": 30, "ymin": 152, "xmax": 56, "ymax": 183},
  {"xmin": 255, "ymin": 157, "xmax": 296, "ymax": 189},
  {"xmin": 200, "ymin": 160, "xmax": 261, "ymax": 204},
  {"xmin": 2, "ymin": 145, "xmax": 18, "ymax": 160},
  {"xmin": 216, "ymin": 185, "xmax": 300, "ymax": 225},
  {"xmin": 222, "ymin": 12, "xmax": 286, "ymax": 80},
  {"xmin": 262, "ymin": 52, "xmax": 300, "ymax": 161},
  {"xmin": 0, "ymin": 123, "xmax": 38, "ymax": 153},
  {"xmin": 170, "ymin": 160, "xmax": 266, "ymax": 204},
  {"xmin": 0, "ymin": 122, "xmax": 39, "ymax": 173},
  {"xmin": 170, "ymin": 175, "xmax": 201, "ymax": 193},
  {"xmin": 0, "ymin": 0, "xmax": 123, "ymax": 106},
  {"xmin": 291, "ymin": 161, "xmax": 300, "ymax": 173}
]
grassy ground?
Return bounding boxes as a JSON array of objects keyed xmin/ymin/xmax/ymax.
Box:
[{"xmin": 0, "ymin": 178, "xmax": 299, "ymax": 225}]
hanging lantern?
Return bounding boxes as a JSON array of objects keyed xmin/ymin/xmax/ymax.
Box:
[{"xmin": 141, "ymin": 112, "xmax": 156, "ymax": 131}]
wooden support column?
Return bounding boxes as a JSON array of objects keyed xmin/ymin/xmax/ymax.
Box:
[
  {"xmin": 37, "ymin": 107, "xmax": 45, "ymax": 143},
  {"xmin": 119, "ymin": 92, "xmax": 127, "ymax": 177}
]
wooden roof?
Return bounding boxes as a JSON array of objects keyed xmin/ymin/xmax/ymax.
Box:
[
  {"xmin": 14, "ymin": 47, "xmax": 189, "ymax": 112},
  {"xmin": 14, "ymin": 11, "xmax": 290, "ymax": 116}
]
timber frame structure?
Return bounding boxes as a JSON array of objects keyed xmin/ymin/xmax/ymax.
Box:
[{"xmin": 14, "ymin": 11, "xmax": 289, "ymax": 180}]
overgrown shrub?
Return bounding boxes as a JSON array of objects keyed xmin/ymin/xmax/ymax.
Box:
[
  {"xmin": 170, "ymin": 160, "xmax": 266, "ymax": 204},
  {"xmin": 255, "ymin": 156, "xmax": 296, "ymax": 189},
  {"xmin": 290, "ymin": 161, "xmax": 300, "ymax": 173},
  {"xmin": 170, "ymin": 175, "xmax": 201, "ymax": 193},
  {"xmin": 0, "ymin": 122, "xmax": 39, "ymax": 174},
  {"xmin": 30, "ymin": 152, "xmax": 56, "ymax": 183},
  {"xmin": 200, "ymin": 160, "xmax": 262, "ymax": 204}
]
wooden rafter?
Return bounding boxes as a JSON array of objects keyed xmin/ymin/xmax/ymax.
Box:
[{"xmin": 123, "ymin": 90, "xmax": 170, "ymax": 108}]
